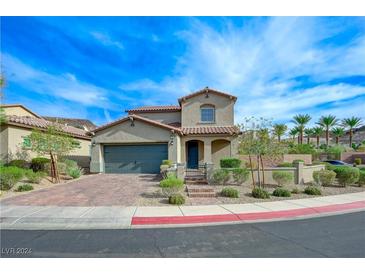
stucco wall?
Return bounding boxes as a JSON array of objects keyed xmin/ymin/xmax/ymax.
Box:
[
  {"xmin": 138, "ymin": 111, "xmax": 181, "ymax": 125},
  {"xmin": 212, "ymin": 139, "xmax": 231, "ymax": 168},
  {"xmin": 341, "ymin": 152, "xmax": 365, "ymax": 164},
  {"xmin": 3, "ymin": 106, "xmax": 38, "ymax": 117},
  {"xmin": 0, "ymin": 125, "xmax": 91, "ymax": 167},
  {"xmin": 0, "ymin": 126, "xmax": 9, "ymax": 159},
  {"xmin": 283, "ymin": 154, "xmax": 312, "ymax": 165},
  {"xmin": 90, "ymin": 119, "xmax": 179, "ymax": 173},
  {"xmin": 181, "ymin": 93, "xmax": 234, "ymax": 127}
]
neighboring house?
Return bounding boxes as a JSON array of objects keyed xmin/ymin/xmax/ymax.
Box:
[
  {"xmin": 43, "ymin": 116, "xmax": 97, "ymax": 131},
  {"xmin": 90, "ymin": 87, "xmax": 240, "ymax": 174},
  {"xmin": 0, "ymin": 104, "xmax": 92, "ymax": 169}
]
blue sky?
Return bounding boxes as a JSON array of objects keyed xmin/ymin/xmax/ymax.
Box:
[{"xmin": 1, "ymin": 16, "xmax": 365, "ymax": 126}]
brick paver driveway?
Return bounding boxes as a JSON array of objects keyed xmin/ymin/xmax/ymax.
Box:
[{"xmin": 0, "ymin": 174, "xmax": 161, "ymax": 206}]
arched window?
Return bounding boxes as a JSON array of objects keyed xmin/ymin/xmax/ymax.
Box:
[{"xmin": 200, "ymin": 104, "xmax": 215, "ymax": 123}]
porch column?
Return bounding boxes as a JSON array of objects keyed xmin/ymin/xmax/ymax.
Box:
[{"xmin": 203, "ymin": 140, "xmax": 212, "ymax": 163}]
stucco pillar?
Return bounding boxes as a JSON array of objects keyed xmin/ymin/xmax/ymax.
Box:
[
  {"xmin": 294, "ymin": 161, "xmax": 304, "ymax": 185},
  {"xmin": 204, "ymin": 140, "xmax": 212, "ymax": 164},
  {"xmin": 176, "ymin": 163, "xmax": 185, "ymax": 179},
  {"xmin": 90, "ymin": 143, "xmax": 103, "ymax": 173}
]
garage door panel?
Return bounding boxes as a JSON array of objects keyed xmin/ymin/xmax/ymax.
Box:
[{"xmin": 104, "ymin": 144, "xmax": 168, "ymax": 174}]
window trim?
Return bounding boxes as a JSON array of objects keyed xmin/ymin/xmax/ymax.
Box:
[{"xmin": 200, "ymin": 104, "xmax": 215, "ymax": 123}]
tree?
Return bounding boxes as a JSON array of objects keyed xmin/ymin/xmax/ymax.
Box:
[
  {"xmin": 317, "ymin": 115, "xmax": 338, "ymax": 146},
  {"xmin": 272, "ymin": 124, "xmax": 287, "ymax": 142},
  {"xmin": 331, "ymin": 127, "xmax": 345, "ymax": 145},
  {"xmin": 26, "ymin": 126, "xmax": 80, "ymax": 183},
  {"xmin": 312, "ymin": 126, "xmax": 324, "ymax": 148},
  {"xmin": 304, "ymin": 128, "xmax": 314, "ymax": 144},
  {"xmin": 342, "ymin": 117, "xmax": 362, "ymax": 147},
  {"xmin": 239, "ymin": 117, "xmax": 286, "ymax": 189},
  {"xmin": 289, "ymin": 127, "xmax": 300, "ymax": 143},
  {"xmin": 292, "ymin": 114, "xmax": 311, "ymax": 144}
]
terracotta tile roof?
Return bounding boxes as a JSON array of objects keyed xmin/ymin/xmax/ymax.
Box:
[
  {"xmin": 182, "ymin": 126, "xmax": 240, "ymax": 135},
  {"xmin": 178, "ymin": 87, "xmax": 237, "ymax": 104},
  {"xmin": 127, "ymin": 105, "xmax": 181, "ymax": 113},
  {"xmin": 93, "ymin": 114, "xmax": 183, "ymax": 134},
  {"xmin": 43, "ymin": 116, "xmax": 97, "ymax": 130},
  {"xmin": 0, "ymin": 104, "xmax": 42, "ymax": 118},
  {"xmin": 6, "ymin": 115, "xmax": 91, "ymax": 139},
  {"xmin": 167, "ymin": 122, "xmax": 182, "ymax": 128}
]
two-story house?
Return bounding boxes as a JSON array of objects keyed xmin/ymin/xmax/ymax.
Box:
[{"xmin": 90, "ymin": 87, "xmax": 240, "ymax": 174}]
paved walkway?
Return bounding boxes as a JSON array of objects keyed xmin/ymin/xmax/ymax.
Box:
[
  {"xmin": 1, "ymin": 174, "xmax": 161, "ymax": 206},
  {"xmin": 1, "ymin": 192, "xmax": 364, "ymax": 230}
]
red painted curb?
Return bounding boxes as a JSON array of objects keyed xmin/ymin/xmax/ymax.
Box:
[{"xmin": 131, "ymin": 200, "xmax": 365, "ymax": 226}]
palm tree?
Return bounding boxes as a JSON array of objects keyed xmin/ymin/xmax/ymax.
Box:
[
  {"xmin": 292, "ymin": 114, "xmax": 311, "ymax": 144},
  {"xmin": 273, "ymin": 124, "xmax": 287, "ymax": 142},
  {"xmin": 342, "ymin": 117, "xmax": 363, "ymax": 147},
  {"xmin": 317, "ymin": 115, "xmax": 338, "ymax": 146},
  {"xmin": 331, "ymin": 127, "xmax": 345, "ymax": 145},
  {"xmin": 312, "ymin": 127, "xmax": 323, "ymax": 148},
  {"xmin": 289, "ymin": 127, "xmax": 300, "ymax": 143},
  {"xmin": 304, "ymin": 128, "xmax": 314, "ymax": 144}
]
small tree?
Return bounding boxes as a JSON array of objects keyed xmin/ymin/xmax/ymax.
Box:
[
  {"xmin": 342, "ymin": 117, "xmax": 362, "ymax": 147},
  {"xmin": 292, "ymin": 114, "xmax": 311, "ymax": 144},
  {"xmin": 318, "ymin": 115, "xmax": 338, "ymax": 146},
  {"xmin": 312, "ymin": 126, "xmax": 323, "ymax": 148},
  {"xmin": 26, "ymin": 126, "xmax": 80, "ymax": 183},
  {"xmin": 331, "ymin": 127, "xmax": 345, "ymax": 145},
  {"xmin": 238, "ymin": 117, "xmax": 286, "ymax": 189},
  {"xmin": 273, "ymin": 124, "xmax": 287, "ymax": 142}
]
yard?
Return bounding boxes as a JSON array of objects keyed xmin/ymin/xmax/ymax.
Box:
[{"xmin": 1, "ymin": 173, "xmax": 364, "ymax": 207}]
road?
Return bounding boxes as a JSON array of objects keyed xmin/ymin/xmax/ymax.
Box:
[{"xmin": 1, "ymin": 211, "xmax": 365, "ymax": 258}]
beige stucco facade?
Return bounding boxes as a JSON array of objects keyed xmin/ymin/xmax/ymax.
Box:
[
  {"xmin": 91, "ymin": 88, "xmax": 239, "ymax": 173},
  {"xmin": 181, "ymin": 93, "xmax": 234, "ymax": 127},
  {"xmin": 2, "ymin": 105, "xmax": 39, "ymax": 118},
  {"xmin": 0, "ymin": 124, "xmax": 91, "ymax": 168},
  {"xmin": 137, "ymin": 111, "xmax": 181, "ymax": 125}
]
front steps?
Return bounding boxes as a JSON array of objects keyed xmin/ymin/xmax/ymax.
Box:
[{"xmin": 186, "ymin": 185, "xmax": 216, "ymax": 198}]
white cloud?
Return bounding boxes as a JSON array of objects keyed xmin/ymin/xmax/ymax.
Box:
[
  {"xmin": 91, "ymin": 31, "xmax": 124, "ymax": 50},
  {"xmin": 119, "ymin": 17, "xmax": 365, "ymax": 124},
  {"xmin": 2, "ymin": 53, "xmax": 114, "ymax": 108}
]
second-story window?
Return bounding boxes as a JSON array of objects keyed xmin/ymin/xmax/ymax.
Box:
[{"xmin": 200, "ymin": 105, "xmax": 215, "ymax": 123}]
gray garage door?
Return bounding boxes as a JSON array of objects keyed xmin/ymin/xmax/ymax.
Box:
[{"xmin": 104, "ymin": 144, "xmax": 168, "ymax": 174}]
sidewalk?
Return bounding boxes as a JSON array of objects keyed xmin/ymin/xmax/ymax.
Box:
[{"xmin": 1, "ymin": 192, "xmax": 364, "ymax": 230}]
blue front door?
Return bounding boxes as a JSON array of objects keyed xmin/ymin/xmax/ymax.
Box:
[{"xmin": 187, "ymin": 141, "xmax": 199, "ymax": 169}]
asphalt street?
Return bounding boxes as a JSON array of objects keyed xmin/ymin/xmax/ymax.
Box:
[{"xmin": 1, "ymin": 211, "xmax": 365, "ymax": 258}]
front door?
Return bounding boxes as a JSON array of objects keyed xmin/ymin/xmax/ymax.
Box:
[{"xmin": 187, "ymin": 141, "xmax": 199, "ymax": 169}]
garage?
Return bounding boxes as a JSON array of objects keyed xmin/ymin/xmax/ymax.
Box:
[{"xmin": 104, "ymin": 144, "xmax": 168, "ymax": 174}]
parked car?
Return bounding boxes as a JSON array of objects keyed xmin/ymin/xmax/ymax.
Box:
[{"xmin": 323, "ymin": 160, "xmax": 351, "ymax": 166}]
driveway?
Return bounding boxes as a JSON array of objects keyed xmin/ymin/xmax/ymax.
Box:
[{"xmin": 0, "ymin": 174, "xmax": 161, "ymax": 206}]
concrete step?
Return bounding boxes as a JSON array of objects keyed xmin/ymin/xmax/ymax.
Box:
[{"xmin": 185, "ymin": 180, "xmax": 208, "ymax": 185}]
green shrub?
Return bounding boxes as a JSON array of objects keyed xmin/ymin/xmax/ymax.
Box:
[
  {"xmin": 252, "ymin": 187, "xmax": 270, "ymax": 199},
  {"xmin": 212, "ymin": 169, "xmax": 230, "ymax": 184},
  {"xmin": 30, "ymin": 157, "xmax": 50, "ymax": 172},
  {"xmin": 8, "ymin": 159, "xmax": 28, "ymax": 169},
  {"xmin": 44, "ymin": 162, "xmax": 67, "ymax": 175},
  {"xmin": 25, "ymin": 170, "xmax": 47, "ymax": 184},
  {"xmin": 292, "ymin": 159, "xmax": 305, "ymax": 165},
  {"xmin": 354, "ymin": 158, "xmax": 362, "ymax": 165},
  {"xmin": 162, "ymin": 159, "xmax": 173, "ymax": 167},
  {"xmin": 358, "ymin": 170, "xmax": 365, "ymax": 187},
  {"xmin": 232, "ymin": 168, "xmax": 249, "ymax": 185},
  {"xmin": 0, "ymin": 166, "xmax": 25, "ymax": 190},
  {"xmin": 336, "ymin": 167, "xmax": 360, "ymax": 187},
  {"xmin": 289, "ymin": 144, "xmax": 316, "ymax": 155},
  {"xmin": 304, "ymin": 186, "xmax": 322, "ymax": 195},
  {"xmin": 277, "ymin": 162, "xmax": 293, "ymax": 167},
  {"xmin": 160, "ymin": 176, "xmax": 184, "ymax": 188},
  {"xmin": 272, "ymin": 171, "xmax": 294, "ymax": 186},
  {"xmin": 313, "ymin": 169, "xmax": 336, "ymax": 186},
  {"xmin": 15, "ymin": 184, "xmax": 34, "ymax": 192},
  {"xmin": 168, "ymin": 194, "xmax": 185, "ymax": 205},
  {"xmin": 221, "ymin": 187, "xmax": 239, "ymax": 198},
  {"xmin": 67, "ymin": 167, "xmax": 84, "ymax": 179},
  {"xmin": 62, "ymin": 159, "xmax": 78, "ymax": 170},
  {"xmin": 325, "ymin": 145, "xmax": 346, "ymax": 160},
  {"xmin": 272, "ymin": 187, "xmax": 291, "ymax": 197},
  {"xmin": 220, "ymin": 158, "xmax": 241, "ymax": 168},
  {"xmin": 291, "ymin": 187, "xmax": 301, "ymax": 194}
]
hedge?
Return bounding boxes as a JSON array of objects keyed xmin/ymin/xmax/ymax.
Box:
[{"xmin": 220, "ymin": 158, "xmax": 241, "ymax": 168}]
